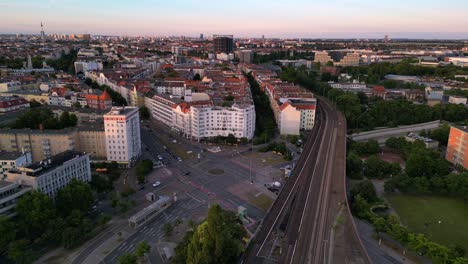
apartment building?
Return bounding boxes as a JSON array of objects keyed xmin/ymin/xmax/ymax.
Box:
[
  {"xmin": 104, "ymin": 107, "xmax": 141, "ymax": 167},
  {"xmin": 446, "ymin": 126, "xmax": 468, "ymax": 169},
  {"xmin": 279, "ymin": 99, "xmax": 317, "ymax": 135},
  {"xmin": 314, "ymin": 51, "xmax": 360, "ymax": 66},
  {"xmin": 6, "ymin": 151, "xmax": 91, "ymax": 197},
  {"xmin": 0, "ymin": 96, "xmax": 30, "ymax": 113},
  {"xmin": 0, "ymin": 151, "xmax": 32, "ymax": 179},
  {"xmin": 0, "ymin": 126, "xmax": 107, "ymax": 162}
]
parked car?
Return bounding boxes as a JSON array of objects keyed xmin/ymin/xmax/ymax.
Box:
[
  {"xmin": 157, "ymin": 155, "xmax": 163, "ymax": 160},
  {"xmin": 152, "ymin": 181, "xmax": 161, "ymax": 187}
]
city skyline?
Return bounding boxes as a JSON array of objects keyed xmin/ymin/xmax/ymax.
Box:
[{"xmin": 1, "ymin": 0, "xmax": 468, "ymax": 39}]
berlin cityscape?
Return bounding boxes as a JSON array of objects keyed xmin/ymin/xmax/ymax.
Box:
[{"xmin": 0, "ymin": 1, "xmax": 468, "ymax": 264}]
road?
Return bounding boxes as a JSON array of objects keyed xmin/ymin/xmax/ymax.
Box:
[{"xmin": 243, "ymin": 97, "xmax": 370, "ymax": 264}]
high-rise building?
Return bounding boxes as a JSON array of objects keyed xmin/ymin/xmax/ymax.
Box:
[
  {"xmin": 104, "ymin": 107, "xmax": 141, "ymax": 167},
  {"xmin": 384, "ymin": 34, "xmax": 389, "ymax": 43},
  {"xmin": 213, "ymin": 35, "xmax": 234, "ymax": 54},
  {"xmin": 446, "ymin": 126, "xmax": 468, "ymax": 169},
  {"xmin": 200, "ymin": 33, "xmax": 204, "ymax": 40}
]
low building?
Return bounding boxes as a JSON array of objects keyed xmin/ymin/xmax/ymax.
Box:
[
  {"xmin": 446, "ymin": 126, "xmax": 468, "ymax": 169},
  {"xmin": 0, "ymin": 181, "xmax": 32, "ymax": 218},
  {"xmin": 0, "ymin": 96, "xmax": 30, "ymax": 113},
  {"xmin": 0, "ymin": 151, "xmax": 32, "ymax": 179},
  {"xmin": 6, "ymin": 151, "xmax": 91, "ymax": 197},
  {"xmin": 448, "ymin": 95, "xmax": 467, "ymax": 105},
  {"xmin": 405, "ymin": 133, "xmax": 439, "ymax": 149}
]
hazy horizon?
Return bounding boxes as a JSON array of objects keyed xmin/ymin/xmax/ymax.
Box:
[{"xmin": 1, "ymin": 0, "xmax": 468, "ymax": 39}]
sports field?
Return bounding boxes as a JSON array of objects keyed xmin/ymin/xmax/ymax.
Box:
[{"xmin": 387, "ymin": 194, "xmax": 468, "ymax": 251}]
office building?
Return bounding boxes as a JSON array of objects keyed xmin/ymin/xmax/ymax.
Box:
[
  {"xmin": 213, "ymin": 35, "xmax": 234, "ymax": 54},
  {"xmin": 104, "ymin": 107, "xmax": 141, "ymax": 167},
  {"xmin": 0, "ymin": 181, "xmax": 32, "ymax": 217},
  {"xmin": 6, "ymin": 151, "xmax": 91, "ymax": 197},
  {"xmin": 446, "ymin": 126, "xmax": 468, "ymax": 169},
  {"xmin": 0, "ymin": 151, "xmax": 32, "ymax": 179}
]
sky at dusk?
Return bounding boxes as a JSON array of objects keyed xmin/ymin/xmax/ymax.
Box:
[{"xmin": 1, "ymin": 0, "xmax": 468, "ymax": 39}]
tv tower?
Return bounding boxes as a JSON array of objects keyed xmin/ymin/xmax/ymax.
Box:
[{"xmin": 40, "ymin": 22, "xmax": 45, "ymax": 40}]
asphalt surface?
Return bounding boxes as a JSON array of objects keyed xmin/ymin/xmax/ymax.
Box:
[{"xmin": 242, "ymin": 98, "xmax": 370, "ymax": 264}]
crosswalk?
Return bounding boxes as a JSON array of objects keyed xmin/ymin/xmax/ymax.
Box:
[{"xmin": 107, "ymin": 197, "xmax": 205, "ymax": 261}]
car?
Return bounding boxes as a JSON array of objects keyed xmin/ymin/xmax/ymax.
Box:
[
  {"xmin": 184, "ymin": 171, "xmax": 191, "ymax": 176},
  {"xmin": 177, "ymin": 157, "xmax": 183, "ymax": 162},
  {"xmin": 152, "ymin": 181, "xmax": 161, "ymax": 187},
  {"xmin": 157, "ymin": 155, "xmax": 163, "ymax": 160},
  {"xmin": 138, "ymin": 185, "xmax": 145, "ymax": 190}
]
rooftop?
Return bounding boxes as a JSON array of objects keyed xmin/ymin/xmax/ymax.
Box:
[
  {"xmin": 105, "ymin": 106, "xmax": 138, "ymax": 117},
  {"xmin": 0, "ymin": 151, "xmax": 26, "ymax": 161},
  {"xmin": 10, "ymin": 150, "xmax": 88, "ymax": 177},
  {"xmin": 455, "ymin": 126, "xmax": 468, "ymax": 133}
]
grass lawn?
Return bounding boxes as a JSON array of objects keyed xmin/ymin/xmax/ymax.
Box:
[
  {"xmin": 248, "ymin": 193, "xmax": 273, "ymax": 212},
  {"xmin": 387, "ymin": 194, "xmax": 468, "ymax": 251}
]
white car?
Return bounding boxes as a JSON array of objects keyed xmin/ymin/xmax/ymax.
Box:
[{"xmin": 153, "ymin": 181, "xmax": 161, "ymax": 187}]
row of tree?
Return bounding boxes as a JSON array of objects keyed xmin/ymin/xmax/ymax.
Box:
[
  {"xmin": 245, "ymin": 73, "xmax": 277, "ymax": 144},
  {"xmin": 0, "ymin": 180, "xmax": 100, "ymax": 263},
  {"xmin": 13, "ymin": 108, "xmax": 78, "ymax": 130},
  {"xmin": 342, "ymin": 59, "xmax": 468, "ymax": 83}
]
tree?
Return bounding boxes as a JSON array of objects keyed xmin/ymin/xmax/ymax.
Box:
[
  {"xmin": 346, "ymin": 151, "xmax": 363, "ymax": 179},
  {"xmin": 163, "ymin": 223, "xmax": 173, "ymax": 238},
  {"xmin": 136, "ymin": 159, "xmax": 153, "ymax": 184},
  {"xmin": 351, "ymin": 180, "xmax": 378, "ymax": 203},
  {"xmin": 139, "ymin": 106, "xmax": 150, "ymax": 120},
  {"xmin": 16, "ymin": 191, "xmax": 56, "ymax": 239},
  {"xmin": 0, "ymin": 216, "xmax": 16, "ymax": 249},
  {"xmin": 118, "ymin": 253, "xmax": 137, "ymax": 264},
  {"xmin": 185, "ymin": 204, "xmax": 246, "ymax": 264},
  {"xmin": 56, "ymin": 179, "xmax": 94, "ymax": 216},
  {"xmin": 135, "ymin": 240, "xmax": 151, "ymax": 258},
  {"xmin": 7, "ymin": 239, "xmax": 36, "ymax": 264},
  {"xmin": 193, "ymin": 73, "xmax": 201, "ymax": 81}
]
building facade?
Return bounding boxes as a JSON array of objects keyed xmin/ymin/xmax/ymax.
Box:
[
  {"xmin": 6, "ymin": 151, "xmax": 91, "ymax": 197},
  {"xmin": 104, "ymin": 107, "xmax": 141, "ymax": 166},
  {"xmin": 446, "ymin": 126, "xmax": 468, "ymax": 169},
  {"xmin": 213, "ymin": 35, "xmax": 234, "ymax": 54},
  {"xmin": 0, "ymin": 181, "xmax": 32, "ymax": 217}
]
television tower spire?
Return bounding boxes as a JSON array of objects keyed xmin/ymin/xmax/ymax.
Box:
[{"xmin": 40, "ymin": 22, "xmax": 45, "ymax": 41}]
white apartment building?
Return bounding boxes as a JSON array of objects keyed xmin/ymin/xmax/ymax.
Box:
[
  {"xmin": 104, "ymin": 107, "xmax": 141, "ymax": 167},
  {"xmin": 74, "ymin": 60, "xmax": 103, "ymax": 74},
  {"xmin": 0, "ymin": 151, "xmax": 32, "ymax": 179},
  {"xmin": 152, "ymin": 94, "xmax": 180, "ymax": 127},
  {"xmin": 6, "ymin": 151, "xmax": 91, "ymax": 197},
  {"xmin": 279, "ymin": 99, "xmax": 317, "ymax": 136},
  {"xmin": 188, "ymin": 104, "xmax": 255, "ymax": 140}
]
